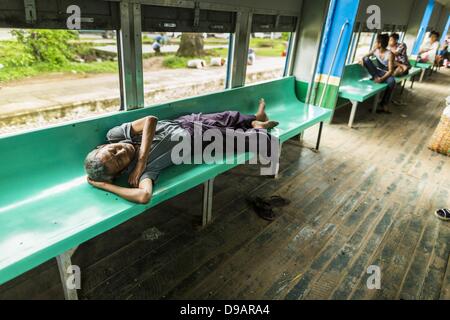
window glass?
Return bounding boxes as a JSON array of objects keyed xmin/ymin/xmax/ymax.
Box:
[
  {"xmin": 141, "ymin": 32, "xmax": 230, "ymax": 106},
  {"xmin": 245, "ymin": 32, "xmax": 291, "ymax": 85},
  {"xmin": 352, "ymin": 32, "xmax": 375, "ymax": 63}
]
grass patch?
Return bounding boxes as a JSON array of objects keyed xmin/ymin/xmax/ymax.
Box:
[
  {"xmin": 162, "ymin": 56, "xmax": 191, "ymax": 69},
  {"xmin": 162, "ymin": 48, "xmax": 228, "ymax": 69},
  {"xmin": 0, "ymin": 61, "xmax": 118, "ymax": 82},
  {"xmin": 249, "ymin": 38, "xmax": 286, "ymax": 57}
]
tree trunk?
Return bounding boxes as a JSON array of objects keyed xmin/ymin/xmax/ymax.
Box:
[{"xmin": 177, "ymin": 33, "xmax": 204, "ymax": 57}]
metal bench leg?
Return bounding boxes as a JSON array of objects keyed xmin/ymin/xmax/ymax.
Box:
[
  {"xmin": 56, "ymin": 248, "xmax": 79, "ymax": 300},
  {"xmin": 272, "ymin": 141, "xmax": 282, "ymax": 178},
  {"xmin": 410, "ymin": 75, "xmax": 415, "ymax": 89},
  {"xmin": 298, "ymin": 132, "xmax": 304, "ymax": 145},
  {"xmin": 400, "ymin": 80, "xmax": 406, "ymax": 95},
  {"xmin": 372, "ymin": 93, "xmax": 380, "ymax": 114},
  {"xmin": 419, "ymin": 69, "xmax": 426, "ymax": 82},
  {"xmin": 202, "ymin": 178, "xmax": 214, "ymax": 226},
  {"xmin": 315, "ymin": 122, "xmax": 324, "ymax": 151},
  {"xmin": 349, "ymin": 101, "xmax": 358, "ymax": 128}
]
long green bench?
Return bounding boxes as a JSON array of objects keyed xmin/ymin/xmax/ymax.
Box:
[
  {"xmin": 338, "ymin": 63, "xmax": 421, "ymax": 128},
  {"xmin": 0, "ymin": 76, "xmax": 332, "ymax": 299}
]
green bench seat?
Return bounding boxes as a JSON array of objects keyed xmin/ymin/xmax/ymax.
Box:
[
  {"xmin": 409, "ymin": 59, "xmax": 433, "ymax": 82},
  {"xmin": 338, "ymin": 64, "xmax": 420, "ymax": 128},
  {"xmin": 0, "ymin": 76, "xmax": 332, "ymax": 298}
]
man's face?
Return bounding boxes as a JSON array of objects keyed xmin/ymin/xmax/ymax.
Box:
[{"xmin": 97, "ymin": 143, "xmax": 136, "ymax": 176}]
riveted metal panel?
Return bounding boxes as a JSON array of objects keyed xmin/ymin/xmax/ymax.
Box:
[
  {"xmin": 251, "ymin": 14, "xmax": 297, "ymax": 32},
  {"xmin": 141, "ymin": 4, "xmax": 236, "ymax": 32}
]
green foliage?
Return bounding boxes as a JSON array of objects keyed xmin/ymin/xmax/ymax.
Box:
[
  {"xmin": 281, "ymin": 32, "xmax": 290, "ymax": 41},
  {"xmin": 11, "ymin": 29, "xmax": 79, "ymax": 65},
  {"xmin": 0, "ymin": 41, "xmax": 34, "ymax": 67},
  {"xmin": 0, "ymin": 30, "xmax": 118, "ymax": 83}
]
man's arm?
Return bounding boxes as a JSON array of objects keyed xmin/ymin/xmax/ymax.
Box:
[
  {"xmin": 129, "ymin": 116, "xmax": 158, "ymax": 187},
  {"xmin": 376, "ymin": 54, "xmax": 395, "ymax": 83},
  {"xmin": 359, "ymin": 49, "xmax": 375, "ymax": 64},
  {"xmin": 88, "ymin": 177, "xmax": 153, "ymax": 204}
]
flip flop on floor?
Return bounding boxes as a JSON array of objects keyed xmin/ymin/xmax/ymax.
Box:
[
  {"xmin": 267, "ymin": 195, "xmax": 291, "ymax": 208},
  {"xmin": 246, "ymin": 196, "xmax": 276, "ymax": 222},
  {"xmin": 435, "ymin": 208, "xmax": 450, "ymax": 221}
]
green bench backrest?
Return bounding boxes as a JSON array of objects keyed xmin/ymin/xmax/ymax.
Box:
[
  {"xmin": 0, "ymin": 77, "xmax": 297, "ymax": 208},
  {"xmin": 409, "ymin": 59, "xmax": 418, "ymax": 67},
  {"xmin": 341, "ymin": 63, "xmax": 372, "ymax": 85}
]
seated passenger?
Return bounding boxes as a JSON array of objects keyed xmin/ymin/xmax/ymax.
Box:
[
  {"xmin": 360, "ymin": 33, "xmax": 396, "ymax": 113},
  {"xmin": 418, "ymin": 31, "xmax": 440, "ymax": 64},
  {"xmin": 84, "ymin": 100, "xmax": 279, "ymax": 204},
  {"xmin": 437, "ymin": 39, "xmax": 449, "ymax": 68},
  {"xmin": 389, "ymin": 33, "xmax": 411, "ymax": 76}
]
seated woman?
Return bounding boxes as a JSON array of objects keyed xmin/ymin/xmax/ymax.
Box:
[
  {"xmin": 84, "ymin": 99, "xmax": 279, "ymax": 204},
  {"xmin": 389, "ymin": 33, "xmax": 411, "ymax": 76},
  {"xmin": 360, "ymin": 33, "xmax": 396, "ymax": 113},
  {"xmin": 418, "ymin": 31, "xmax": 440, "ymax": 64}
]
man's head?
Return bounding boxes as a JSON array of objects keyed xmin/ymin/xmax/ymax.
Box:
[
  {"xmin": 376, "ymin": 33, "xmax": 390, "ymax": 49},
  {"xmin": 389, "ymin": 33, "xmax": 400, "ymax": 47},
  {"xmin": 430, "ymin": 31, "xmax": 440, "ymax": 43},
  {"xmin": 84, "ymin": 143, "xmax": 136, "ymax": 182}
]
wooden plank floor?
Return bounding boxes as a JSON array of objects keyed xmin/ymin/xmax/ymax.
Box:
[{"xmin": 1, "ymin": 68, "xmax": 449, "ymax": 300}]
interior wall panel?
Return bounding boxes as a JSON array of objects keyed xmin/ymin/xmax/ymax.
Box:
[
  {"xmin": 355, "ymin": 0, "xmax": 414, "ymax": 27},
  {"xmin": 428, "ymin": 2, "xmax": 443, "ymax": 30}
]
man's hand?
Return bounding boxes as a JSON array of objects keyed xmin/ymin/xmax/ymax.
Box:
[
  {"xmin": 374, "ymin": 77, "xmax": 383, "ymax": 83},
  {"xmin": 128, "ymin": 161, "xmax": 146, "ymax": 187},
  {"xmin": 87, "ymin": 176, "xmax": 153, "ymax": 204},
  {"xmin": 87, "ymin": 177, "xmax": 107, "ymax": 190}
]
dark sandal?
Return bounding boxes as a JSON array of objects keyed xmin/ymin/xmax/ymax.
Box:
[
  {"xmin": 268, "ymin": 195, "xmax": 291, "ymax": 207},
  {"xmin": 247, "ymin": 197, "xmax": 276, "ymax": 222}
]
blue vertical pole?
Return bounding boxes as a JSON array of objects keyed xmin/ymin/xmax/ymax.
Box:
[
  {"xmin": 312, "ymin": 0, "xmax": 360, "ymax": 108},
  {"xmin": 411, "ymin": 0, "xmax": 436, "ymax": 56},
  {"xmin": 440, "ymin": 15, "xmax": 450, "ymax": 45}
]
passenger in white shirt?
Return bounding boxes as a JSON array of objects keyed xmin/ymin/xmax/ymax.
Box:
[{"xmin": 419, "ymin": 31, "xmax": 440, "ymax": 63}]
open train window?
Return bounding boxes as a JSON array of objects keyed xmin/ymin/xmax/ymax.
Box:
[
  {"xmin": 245, "ymin": 14, "xmax": 297, "ymax": 85},
  {"xmin": 348, "ymin": 25, "xmax": 409, "ymax": 64},
  {"xmin": 0, "ymin": 1, "xmax": 121, "ymax": 136},
  {"xmin": 350, "ymin": 32, "xmax": 376, "ymax": 64},
  {"xmin": 140, "ymin": 5, "xmax": 235, "ymax": 106}
]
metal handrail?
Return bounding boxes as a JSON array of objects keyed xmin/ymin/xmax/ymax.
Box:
[{"xmin": 318, "ymin": 20, "xmax": 350, "ymax": 108}]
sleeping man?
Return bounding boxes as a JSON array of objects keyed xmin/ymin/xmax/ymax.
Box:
[{"xmin": 84, "ymin": 99, "xmax": 279, "ymax": 204}]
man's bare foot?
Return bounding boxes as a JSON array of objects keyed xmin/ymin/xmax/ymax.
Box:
[
  {"xmin": 252, "ymin": 120, "xmax": 279, "ymax": 129},
  {"xmin": 255, "ymin": 98, "xmax": 269, "ymax": 122}
]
